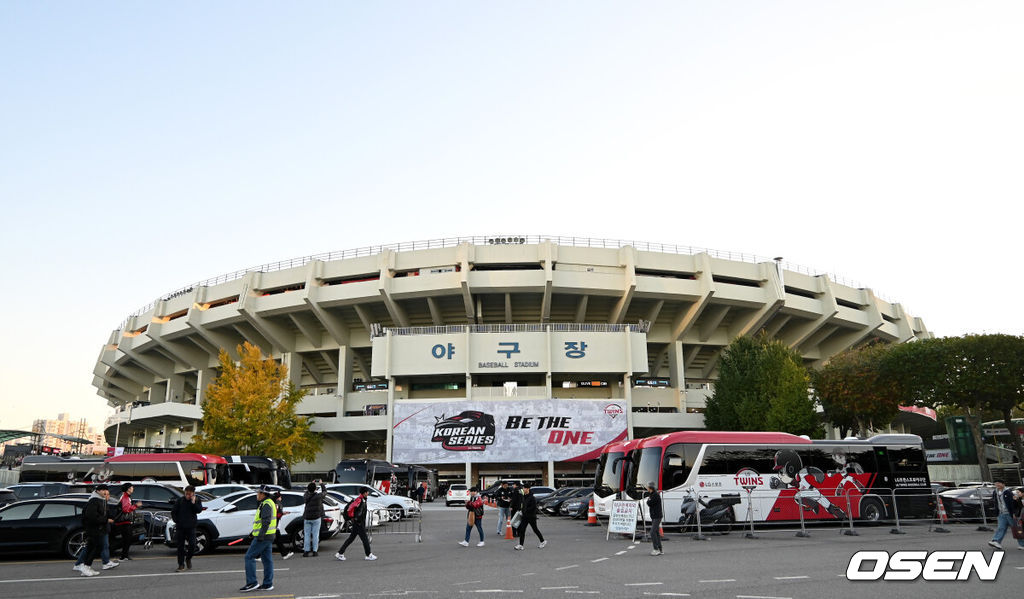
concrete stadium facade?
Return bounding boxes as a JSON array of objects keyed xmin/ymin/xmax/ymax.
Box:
[{"xmin": 94, "ymin": 236, "xmax": 929, "ymax": 483}]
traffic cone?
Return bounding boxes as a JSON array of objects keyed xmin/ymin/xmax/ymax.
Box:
[
  {"xmin": 504, "ymin": 518, "xmax": 515, "ymax": 540},
  {"xmin": 933, "ymin": 497, "xmax": 951, "ymax": 533},
  {"xmin": 585, "ymin": 498, "xmax": 599, "ymax": 527}
]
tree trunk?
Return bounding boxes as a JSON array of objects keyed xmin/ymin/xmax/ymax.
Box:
[
  {"xmin": 966, "ymin": 411, "xmax": 992, "ymax": 482},
  {"xmin": 1003, "ymin": 408, "xmax": 1024, "ymax": 474}
]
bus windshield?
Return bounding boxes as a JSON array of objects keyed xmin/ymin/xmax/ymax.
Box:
[
  {"xmin": 594, "ymin": 451, "xmax": 625, "ymax": 496},
  {"xmin": 632, "ymin": 446, "xmax": 663, "ymax": 495}
]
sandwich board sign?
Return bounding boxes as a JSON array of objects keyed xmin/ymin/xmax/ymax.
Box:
[{"xmin": 607, "ymin": 500, "xmax": 639, "ymax": 541}]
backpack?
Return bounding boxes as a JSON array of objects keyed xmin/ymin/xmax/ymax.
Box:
[{"xmin": 346, "ymin": 496, "xmax": 361, "ymax": 519}]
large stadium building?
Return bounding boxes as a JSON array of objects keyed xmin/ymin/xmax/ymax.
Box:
[{"xmin": 94, "ymin": 236, "xmax": 930, "ymax": 486}]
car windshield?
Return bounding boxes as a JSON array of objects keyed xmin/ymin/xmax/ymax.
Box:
[{"xmin": 451, "ymin": 485, "xmax": 467, "ymax": 491}]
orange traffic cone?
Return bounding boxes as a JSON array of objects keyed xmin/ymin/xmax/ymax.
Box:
[
  {"xmin": 933, "ymin": 497, "xmax": 951, "ymax": 533},
  {"xmin": 505, "ymin": 518, "xmax": 515, "ymax": 540},
  {"xmin": 585, "ymin": 498, "xmax": 599, "ymax": 527}
]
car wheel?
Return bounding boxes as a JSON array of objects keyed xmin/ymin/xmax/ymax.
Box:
[
  {"xmin": 388, "ymin": 504, "xmax": 404, "ymax": 519},
  {"xmin": 64, "ymin": 529, "xmax": 87, "ymax": 559},
  {"xmin": 859, "ymin": 498, "xmax": 884, "ymax": 523},
  {"xmin": 193, "ymin": 528, "xmax": 212, "ymax": 555}
]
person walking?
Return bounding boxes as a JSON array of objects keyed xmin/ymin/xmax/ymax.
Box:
[
  {"xmin": 302, "ymin": 480, "xmax": 327, "ymax": 557},
  {"xmin": 495, "ymin": 481, "xmax": 512, "ymax": 535},
  {"xmin": 113, "ymin": 483, "xmax": 140, "ymax": 560},
  {"xmin": 271, "ymin": 491, "xmax": 295, "ymax": 560},
  {"xmin": 514, "ymin": 483, "xmax": 546, "ymax": 551},
  {"xmin": 73, "ymin": 484, "xmax": 114, "ymax": 576},
  {"xmin": 239, "ymin": 486, "xmax": 277, "ymax": 592},
  {"xmin": 459, "ymin": 487, "xmax": 485, "ymax": 547},
  {"xmin": 171, "ymin": 485, "xmax": 203, "ymax": 572},
  {"xmin": 509, "ymin": 482, "xmax": 523, "ymax": 519},
  {"xmin": 414, "ymin": 482, "xmax": 427, "ymax": 504},
  {"xmin": 335, "ymin": 488, "xmax": 377, "ymax": 561},
  {"xmin": 987, "ymin": 479, "xmax": 1024, "ymax": 550},
  {"xmin": 646, "ymin": 482, "xmax": 663, "ymax": 556}
]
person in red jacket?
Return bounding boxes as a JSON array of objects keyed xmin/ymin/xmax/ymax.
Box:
[
  {"xmin": 113, "ymin": 483, "xmax": 141, "ymax": 560},
  {"xmin": 459, "ymin": 487, "xmax": 485, "ymax": 547}
]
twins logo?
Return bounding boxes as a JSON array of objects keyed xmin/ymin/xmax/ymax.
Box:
[{"xmin": 431, "ymin": 410, "xmax": 496, "ymax": 451}]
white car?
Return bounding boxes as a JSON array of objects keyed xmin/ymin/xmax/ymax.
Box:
[
  {"xmin": 195, "ymin": 484, "xmax": 251, "ymax": 498},
  {"xmin": 164, "ymin": 490, "xmax": 341, "ymax": 554},
  {"xmin": 327, "ymin": 483, "xmax": 419, "ymax": 518},
  {"xmin": 325, "ymin": 490, "xmax": 393, "ymax": 527},
  {"xmin": 446, "ymin": 484, "xmax": 470, "ymax": 506}
]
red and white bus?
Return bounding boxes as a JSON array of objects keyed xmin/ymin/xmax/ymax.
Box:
[
  {"xmin": 104, "ymin": 453, "xmax": 229, "ymax": 488},
  {"xmin": 592, "ymin": 438, "xmax": 644, "ymax": 517},
  {"xmin": 620, "ymin": 431, "xmax": 933, "ymax": 526}
]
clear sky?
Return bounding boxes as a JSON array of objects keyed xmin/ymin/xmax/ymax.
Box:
[{"xmin": 1, "ymin": 2, "xmax": 1021, "ymax": 431}]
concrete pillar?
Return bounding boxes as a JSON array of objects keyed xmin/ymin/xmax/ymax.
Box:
[
  {"xmin": 195, "ymin": 368, "xmax": 215, "ymax": 407},
  {"xmin": 667, "ymin": 340, "xmax": 685, "ymax": 410},
  {"xmin": 385, "ymin": 376, "xmax": 395, "ymax": 462},
  {"xmin": 166, "ymin": 374, "xmax": 186, "ymax": 404},
  {"xmin": 280, "ymin": 352, "xmax": 303, "ymax": 388},
  {"xmin": 465, "ymin": 462, "xmax": 472, "ymax": 486},
  {"xmin": 149, "ymin": 381, "xmax": 168, "ymax": 405},
  {"xmin": 338, "ymin": 346, "xmax": 355, "ymax": 400},
  {"xmin": 623, "ymin": 373, "xmax": 634, "ymax": 439},
  {"xmin": 547, "ymin": 460, "xmax": 555, "ymax": 487}
]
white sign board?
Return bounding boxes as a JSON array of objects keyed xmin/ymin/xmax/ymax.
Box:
[
  {"xmin": 926, "ymin": 448, "xmax": 953, "ymax": 462},
  {"xmin": 392, "ymin": 399, "xmax": 627, "ymax": 464},
  {"xmin": 608, "ymin": 500, "xmax": 639, "ymax": 538}
]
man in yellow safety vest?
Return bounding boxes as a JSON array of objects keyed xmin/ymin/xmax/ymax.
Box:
[{"xmin": 240, "ymin": 486, "xmax": 277, "ymax": 592}]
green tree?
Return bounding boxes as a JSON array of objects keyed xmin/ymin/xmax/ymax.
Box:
[
  {"xmin": 186, "ymin": 342, "xmax": 322, "ymax": 465},
  {"xmin": 958, "ymin": 334, "xmax": 1024, "ymax": 472},
  {"xmin": 813, "ymin": 343, "xmax": 902, "ymax": 438},
  {"xmin": 705, "ymin": 335, "xmax": 821, "ymax": 437}
]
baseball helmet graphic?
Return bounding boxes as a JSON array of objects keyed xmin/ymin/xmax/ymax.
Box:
[{"xmin": 772, "ymin": 449, "xmax": 801, "ymax": 481}]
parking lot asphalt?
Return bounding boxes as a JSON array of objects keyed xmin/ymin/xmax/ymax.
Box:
[{"xmin": 1, "ymin": 502, "xmax": 1021, "ymax": 599}]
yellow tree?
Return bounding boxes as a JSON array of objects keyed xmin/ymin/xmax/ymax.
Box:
[{"xmin": 186, "ymin": 342, "xmax": 322, "ymax": 465}]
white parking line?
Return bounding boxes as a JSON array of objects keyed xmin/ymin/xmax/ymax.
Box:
[
  {"xmin": 615, "ymin": 551, "xmax": 628, "ymax": 555},
  {"xmin": 642, "ymin": 594, "xmax": 690, "ymax": 597},
  {"xmin": 591, "ymin": 558, "xmax": 609, "ymax": 563},
  {"xmin": 699, "ymin": 579, "xmax": 736, "ymax": 583},
  {"xmin": 625, "ymin": 582, "xmax": 663, "ymax": 586},
  {"xmin": 459, "ymin": 591, "xmax": 523, "ymax": 594},
  {"xmin": 556, "ymin": 564, "xmax": 580, "ymax": 571},
  {"xmin": 453, "ymin": 581, "xmax": 482, "ymax": 586},
  {"xmin": 773, "ymin": 576, "xmax": 809, "ymax": 580},
  {"xmin": 0, "ymin": 568, "xmax": 290, "ymax": 584},
  {"xmin": 541, "ymin": 587, "xmax": 578, "ymax": 590},
  {"xmin": 522, "ymin": 573, "xmax": 536, "ymax": 576},
  {"xmin": 628, "ymin": 545, "xmax": 637, "ymax": 549}
]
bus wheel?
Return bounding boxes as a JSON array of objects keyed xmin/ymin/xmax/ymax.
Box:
[{"xmin": 859, "ymin": 498, "xmax": 884, "ymax": 523}]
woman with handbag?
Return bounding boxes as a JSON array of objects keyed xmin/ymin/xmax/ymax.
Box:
[{"xmin": 459, "ymin": 487, "xmax": 485, "ymax": 547}]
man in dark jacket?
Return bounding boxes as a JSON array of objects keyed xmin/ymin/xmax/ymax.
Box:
[
  {"xmin": 302, "ymin": 480, "xmax": 326, "ymax": 557},
  {"xmin": 514, "ymin": 483, "xmax": 546, "ymax": 551},
  {"xmin": 510, "ymin": 482, "xmax": 523, "ymax": 518},
  {"xmin": 987, "ymin": 479, "xmax": 1024, "ymax": 550},
  {"xmin": 495, "ymin": 482, "xmax": 512, "ymax": 535},
  {"xmin": 646, "ymin": 482, "xmax": 663, "ymax": 556},
  {"xmin": 335, "ymin": 488, "xmax": 377, "ymax": 561},
  {"xmin": 73, "ymin": 484, "xmax": 111, "ymax": 576},
  {"xmin": 171, "ymin": 485, "xmax": 203, "ymax": 571}
]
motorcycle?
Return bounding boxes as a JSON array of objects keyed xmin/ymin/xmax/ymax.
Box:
[{"xmin": 678, "ymin": 490, "xmax": 740, "ymax": 534}]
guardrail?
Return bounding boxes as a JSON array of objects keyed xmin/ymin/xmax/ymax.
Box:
[
  {"xmin": 376, "ymin": 322, "xmax": 651, "ymax": 338},
  {"xmin": 115, "ymin": 234, "xmax": 896, "ymax": 330}
]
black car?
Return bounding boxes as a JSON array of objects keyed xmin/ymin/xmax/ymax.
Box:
[
  {"xmin": 559, "ymin": 492, "xmax": 594, "ymax": 519},
  {"xmin": 0, "ymin": 497, "xmax": 147, "ymax": 559},
  {"xmin": 540, "ymin": 487, "xmax": 589, "ymax": 515},
  {"xmin": 9, "ymin": 483, "xmax": 96, "ymax": 500},
  {"xmin": 54, "ymin": 493, "xmax": 171, "ymax": 547},
  {"xmin": 938, "ymin": 485, "xmax": 998, "ymax": 521}
]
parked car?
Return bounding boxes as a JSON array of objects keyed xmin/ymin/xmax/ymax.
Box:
[
  {"xmin": 539, "ymin": 487, "xmax": 589, "ymax": 515},
  {"xmin": 0, "ymin": 497, "xmax": 147, "ymax": 559},
  {"xmin": 325, "ymin": 491, "xmax": 392, "ymax": 528},
  {"xmin": 327, "ymin": 483, "xmax": 419, "ymax": 517},
  {"xmin": 165, "ymin": 490, "xmax": 340, "ymax": 554},
  {"xmin": 0, "ymin": 488, "xmax": 17, "ymax": 507},
  {"xmin": 8, "ymin": 483, "xmax": 100, "ymax": 499},
  {"xmin": 196, "ymin": 484, "xmax": 252, "ymax": 498},
  {"xmin": 479, "ymin": 480, "xmax": 527, "ymax": 499},
  {"xmin": 54, "ymin": 492, "xmax": 171, "ymax": 547},
  {"xmin": 559, "ymin": 492, "xmax": 594, "ymax": 519},
  {"xmin": 445, "ymin": 484, "xmax": 470, "ymax": 506},
  {"xmin": 938, "ymin": 485, "xmax": 998, "ymax": 521},
  {"xmin": 530, "ymin": 486, "xmax": 557, "ymax": 500}
]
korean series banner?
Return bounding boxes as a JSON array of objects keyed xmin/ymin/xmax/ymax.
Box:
[{"xmin": 392, "ymin": 399, "xmax": 628, "ymax": 464}]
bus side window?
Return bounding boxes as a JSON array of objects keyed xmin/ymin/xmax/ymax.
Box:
[
  {"xmin": 700, "ymin": 447, "xmax": 730, "ymax": 475},
  {"xmin": 662, "ymin": 443, "xmax": 697, "ymax": 488}
]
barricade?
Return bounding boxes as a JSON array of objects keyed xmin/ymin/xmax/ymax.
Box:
[
  {"xmin": 975, "ymin": 488, "xmax": 993, "ymax": 532},
  {"xmin": 371, "ymin": 504, "xmax": 423, "ymax": 543}
]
